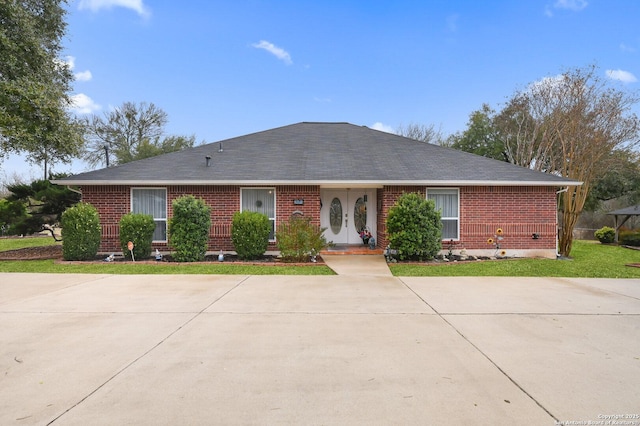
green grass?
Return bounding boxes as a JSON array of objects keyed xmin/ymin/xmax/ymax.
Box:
[
  {"xmin": 389, "ymin": 240, "xmax": 640, "ymax": 278},
  {"xmin": 2, "ymin": 237, "xmax": 640, "ymax": 277},
  {"xmin": 0, "ymin": 236, "xmax": 334, "ymax": 275},
  {"xmin": 0, "ymin": 236, "xmax": 61, "ymax": 251},
  {"xmin": 0, "ymin": 259, "xmax": 335, "ymax": 275}
]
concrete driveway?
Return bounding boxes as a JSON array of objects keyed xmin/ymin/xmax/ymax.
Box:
[{"xmin": 0, "ymin": 272, "xmax": 638, "ymax": 425}]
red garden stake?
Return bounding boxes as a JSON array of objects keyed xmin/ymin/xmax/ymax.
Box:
[{"xmin": 127, "ymin": 241, "xmax": 135, "ymax": 262}]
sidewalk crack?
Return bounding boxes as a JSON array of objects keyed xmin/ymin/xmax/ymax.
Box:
[{"xmin": 398, "ymin": 277, "xmax": 559, "ymax": 422}]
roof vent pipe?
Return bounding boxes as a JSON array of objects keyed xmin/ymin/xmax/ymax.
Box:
[
  {"xmin": 205, "ymin": 155, "xmax": 211, "ymax": 167},
  {"xmin": 218, "ymin": 142, "xmax": 223, "ymax": 152}
]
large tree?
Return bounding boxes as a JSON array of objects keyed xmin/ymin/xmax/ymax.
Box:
[
  {"xmin": 583, "ymin": 149, "xmax": 640, "ymax": 211},
  {"xmin": 0, "ymin": 0, "xmax": 83, "ymax": 176},
  {"xmin": 395, "ymin": 123, "xmax": 446, "ymax": 145},
  {"xmin": 449, "ymin": 104, "xmax": 508, "ymax": 161},
  {"xmin": 83, "ymin": 101, "xmax": 196, "ymax": 167},
  {"xmin": 495, "ymin": 65, "xmax": 639, "ymax": 256}
]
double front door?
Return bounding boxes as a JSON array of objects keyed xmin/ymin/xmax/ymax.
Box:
[{"xmin": 320, "ymin": 189, "xmax": 375, "ymax": 244}]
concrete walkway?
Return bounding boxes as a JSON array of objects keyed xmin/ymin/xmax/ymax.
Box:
[
  {"xmin": 321, "ymin": 254, "xmax": 392, "ymax": 276},
  {"xmin": 1, "ymin": 273, "xmax": 639, "ymax": 425}
]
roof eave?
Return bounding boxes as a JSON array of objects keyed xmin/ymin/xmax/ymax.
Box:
[{"xmin": 51, "ymin": 179, "xmax": 583, "ymax": 187}]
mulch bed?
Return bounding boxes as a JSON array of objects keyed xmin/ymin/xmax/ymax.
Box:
[
  {"xmin": 0, "ymin": 244, "xmax": 323, "ymax": 265},
  {"xmin": 0, "ymin": 245, "xmax": 63, "ymax": 261}
]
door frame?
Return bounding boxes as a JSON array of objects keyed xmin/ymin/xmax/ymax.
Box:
[{"xmin": 320, "ymin": 188, "xmax": 377, "ymax": 245}]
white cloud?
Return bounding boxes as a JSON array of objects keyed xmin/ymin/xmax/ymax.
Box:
[
  {"xmin": 69, "ymin": 93, "xmax": 102, "ymax": 114},
  {"xmin": 554, "ymin": 0, "xmax": 588, "ymax": 11},
  {"xmin": 370, "ymin": 122, "xmax": 395, "ymax": 134},
  {"xmin": 78, "ymin": 0, "xmax": 150, "ymax": 18},
  {"xmin": 65, "ymin": 56, "xmax": 76, "ymax": 69},
  {"xmin": 526, "ymin": 74, "xmax": 567, "ymax": 94},
  {"xmin": 74, "ymin": 70, "xmax": 93, "ymax": 82},
  {"xmin": 63, "ymin": 56, "xmax": 93, "ymax": 82},
  {"xmin": 620, "ymin": 43, "xmax": 636, "ymax": 53},
  {"xmin": 252, "ymin": 40, "xmax": 292, "ymax": 65},
  {"xmin": 545, "ymin": 0, "xmax": 587, "ymax": 16},
  {"xmin": 606, "ymin": 69, "xmax": 638, "ymax": 83}
]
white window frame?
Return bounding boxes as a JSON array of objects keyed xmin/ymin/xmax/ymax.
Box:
[
  {"xmin": 426, "ymin": 188, "xmax": 460, "ymax": 241},
  {"xmin": 130, "ymin": 187, "xmax": 168, "ymax": 242},
  {"xmin": 240, "ymin": 187, "xmax": 276, "ymax": 241}
]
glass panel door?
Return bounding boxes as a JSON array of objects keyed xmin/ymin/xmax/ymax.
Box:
[{"xmin": 320, "ymin": 190, "xmax": 375, "ymax": 244}]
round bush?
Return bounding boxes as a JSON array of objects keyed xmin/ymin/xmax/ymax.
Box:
[
  {"xmin": 119, "ymin": 213, "xmax": 156, "ymax": 260},
  {"xmin": 594, "ymin": 226, "xmax": 615, "ymax": 244},
  {"xmin": 386, "ymin": 192, "xmax": 442, "ymax": 261},
  {"xmin": 61, "ymin": 202, "xmax": 101, "ymax": 261},
  {"xmin": 168, "ymin": 195, "xmax": 211, "ymax": 262},
  {"xmin": 231, "ymin": 211, "xmax": 271, "ymax": 260}
]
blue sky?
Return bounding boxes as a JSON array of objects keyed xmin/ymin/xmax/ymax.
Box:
[{"xmin": 2, "ymin": 0, "xmax": 639, "ymax": 181}]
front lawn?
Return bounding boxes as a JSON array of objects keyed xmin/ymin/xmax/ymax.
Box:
[
  {"xmin": 0, "ymin": 259, "xmax": 335, "ymax": 275},
  {"xmin": 0, "ymin": 236, "xmax": 334, "ymax": 275},
  {"xmin": 0, "ymin": 236, "xmax": 61, "ymax": 251},
  {"xmin": 390, "ymin": 240, "xmax": 640, "ymax": 278},
  {"xmin": 2, "ymin": 237, "xmax": 640, "ymax": 277}
]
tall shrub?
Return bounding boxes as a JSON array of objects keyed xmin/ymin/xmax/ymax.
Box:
[
  {"xmin": 119, "ymin": 213, "xmax": 156, "ymax": 260},
  {"xmin": 61, "ymin": 202, "xmax": 101, "ymax": 261},
  {"xmin": 231, "ymin": 211, "xmax": 271, "ymax": 260},
  {"xmin": 386, "ymin": 192, "xmax": 442, "ymax": 261},
  {"xmin": 168, "ymin": 195, "xmax": 211, "ymax": 262},
  {"xmin": 276, "ymin": 216, "xmax": 328, "ymax": 262}
]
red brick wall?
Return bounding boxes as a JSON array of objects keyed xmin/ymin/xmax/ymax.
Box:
[
  {"xmin": 80, "ymin": 185, "xmax": 130, "ymax": 252},
  {"xmin": 375, "ymin": 185, "xmax": 557, "ymax": 251},
  {"xmin": 81, "ymin": 185, "xmax": 320, "ymax": 253},
  {"xmin": 460, "ymin": 186, "xmax": 557, "ymax": 250},
  {"xmin": 81, "ymin": 184, "xmax": 556, "ymax": 253},
  {"xmin": 276, "ymin": 185, "xmax": 321, "ymax": 226}
]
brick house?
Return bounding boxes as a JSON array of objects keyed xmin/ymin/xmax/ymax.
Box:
[{"xmin": 53, "ymin": 122, "xmax": 580, "ymax": 258}]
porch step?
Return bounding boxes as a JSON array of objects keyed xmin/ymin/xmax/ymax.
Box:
[{"xmin": 321, "ymin": 244, "xmax": 385, "ymax": 255}]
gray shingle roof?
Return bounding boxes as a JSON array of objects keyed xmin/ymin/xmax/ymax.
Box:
[
  {"xmin": 607, "ymin": 205, "xmax": 640, "ymax": 216},
  {"xmin": 54, "ymin": 122, "xmax": 581, "ymax": 186}
]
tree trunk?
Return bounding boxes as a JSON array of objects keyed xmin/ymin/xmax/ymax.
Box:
[{"xmin": 558, "ymin": 185, "xmax": 586, "ymax": 257}]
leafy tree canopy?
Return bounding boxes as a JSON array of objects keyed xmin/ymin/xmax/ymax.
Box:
[
  {"xmin": 495, "ymin": 65, "xmax": 639, "ymax": 255},
  {"xmin": 449, "ymin": 104, "xmax": 508, "ymax": 161},
  {"xmin": 0, "ymin": 0, "xmax": 83, "ymax": 176},
  {"xmin": 82, "ymin": 101, "xmax": 197, "ymax": 167},
  {"xmin": 2, "ymin": 174, "xmax": 80, "ymax": 235}
]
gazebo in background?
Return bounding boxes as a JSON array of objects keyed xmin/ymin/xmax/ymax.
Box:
[{"xmin": 607, "ymin": 205, "xmax": 640, "ymax": 242}]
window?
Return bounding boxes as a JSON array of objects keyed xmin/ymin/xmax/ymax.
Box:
[
  {"xmin": 131, "ymin": 188, "xmax": 167, "ymax": 241},
  {"xmin": 241, "ymin": 188, "xmax": 276, "ymax": 240},
  {"xmin": 427, "ymin": 188, "xmax": 459, "ymax": 240}
]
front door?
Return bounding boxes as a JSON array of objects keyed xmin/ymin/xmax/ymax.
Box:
[{"xmin": 320, "ymin": 189, "xmax": 375, "ymax": 244}]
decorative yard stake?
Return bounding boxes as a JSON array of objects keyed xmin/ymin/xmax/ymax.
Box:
[
  {"xmin": 487, "ymin": 228, "xmax": 506, "ymax": 257},
  {"xmin": 127, "ymin": 241, "xmax": 135, "ymax": 262}
]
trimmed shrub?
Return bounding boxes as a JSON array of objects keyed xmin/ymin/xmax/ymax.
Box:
[
  {"xmin": 61, "ymin": 202, "xmax": 101, "ymax": 261},
  {"xmin": 276, "ymin": 216, "xmax": 328, "ymax": 262},
  {"xmin": 619, "ymin": 230, "xmax": 640, "ymax": 247},
  {"xmin": 119, "ymin": 213, "xmax": 156, "ymax": 260},
  {"xmin": 168, "ymin": 195, "xmax": 211, "ymax": 262},
  {"xmin": 231, "ymin": 210, "xmax": 271, "ymax": 260},
  {"xmin": 0, "ymin": 199, "xmax": 28, "ymax": 235},
  {"xmin": 386, "ymin": 192, "xmax": 442, "ymax": 261},
  {"xmin": 594, "ymin": 226, "xmax": 615, "ymax": 244}
]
